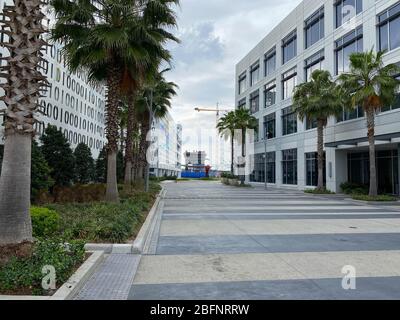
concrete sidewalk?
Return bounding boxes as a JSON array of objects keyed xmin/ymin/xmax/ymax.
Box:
[{"xmin": 130, "ymin": 181, "xmax": 400, "ymax": 300}]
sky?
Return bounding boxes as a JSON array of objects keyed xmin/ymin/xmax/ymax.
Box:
[{"xmin": 167, "ymin": 0, "xmax": 302, "ymax": 168}]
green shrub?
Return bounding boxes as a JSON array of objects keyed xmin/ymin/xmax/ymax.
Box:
[
  {"xmin": 340, "ymin": 182, "xmax": 368, "ymax": 195},
  {"xmin": 0, "ymin": 239, "xmax": 85, "ymax": 295},
  {"xmin": 305, "ymin": 188, "xmax": 335, "ymax": 194},
  {"xmin": 31, "ymin": 207, "xmax": 60, "ymax": 238},
  {"xmin": 352, "ymin": 194, "xmax": 398, "ymax": 202}
]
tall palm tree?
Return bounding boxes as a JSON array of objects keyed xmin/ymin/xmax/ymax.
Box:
[
  {"xmin": 217, "ymin": 111, "xmax": 236, "ymax": 174},
  {"xmin": 0, "ymin": 0, "xmax": 47, "ymax": 244},
  {"xmin": 233, "ymin": 108, "xmax": 258, "ymax": 184},
  {"xmin": 50, "ymin": 0, "xmax": 179, "ymax": 202},
  {"xmin": 338, "ymin": 50, "xmax": 400, "ymax": 196},
  {"xmin": 293, "ymin": 70, "xmax": 343, "ymax": 191}
]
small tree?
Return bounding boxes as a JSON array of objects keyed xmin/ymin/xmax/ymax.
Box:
[
  {"xmin": 74, "ymin": 143, "xmax": 95, "ymax": 184},
  {"xmin": 40, "ymin": 125, "xmax": 75, "ymax": 186},
  {"xmin": 31, "ymin": 141, "xmax": 54, "ymax": 201},
  {"xmin": 95, "ymin": 147, "xmax": 107, "ymax": 183}
]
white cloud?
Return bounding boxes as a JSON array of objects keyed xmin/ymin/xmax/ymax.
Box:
[{"xmin": 166, "ymin": 0, "xmax": 302, "ymax": 168}]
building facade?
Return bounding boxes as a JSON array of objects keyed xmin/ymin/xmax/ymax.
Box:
[
  {"xmin": 0, "ymin": 2, "xmax": 107, "ymax": 158},
  {"xmin": 235, "ymin": 0, "xmax": 400, "ymax": 194},
  {"xmin": 149, "ymin": 112, "xmax": 182, "ymax": 177}
]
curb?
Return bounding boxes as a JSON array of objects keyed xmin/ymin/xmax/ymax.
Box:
[
  {"xmin": 132, "ymin": 187, "xmax": 165, "ymax": 254},
  {"xmin": 0, "ymin": 251, "xmax": 105, "ymax": 301}
]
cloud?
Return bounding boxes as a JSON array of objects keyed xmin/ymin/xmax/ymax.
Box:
[{"xmin": 165, "ymin": 0, "xmax": 303, "ymax": 168}]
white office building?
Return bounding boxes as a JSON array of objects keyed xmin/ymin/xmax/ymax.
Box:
[
  {"xmin": 236, "ymin": 0, "xmax": 400, "ymax": 195},
  {"xmin": 150, "ymin": 112, "xmax": 182, "ymax": 177},
  {"xmin": 0, "ymin": 2, "xmax": 107, "ymax": 158}
]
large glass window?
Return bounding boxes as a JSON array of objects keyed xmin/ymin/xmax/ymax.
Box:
[
  {"xmin": 305, "ymin": 50, "xmax": 325, "ymax": 81},
  {"xmin": 250, "ymin": 152, "xmax": 276, "ymax": 184},
  {"xmin": 282, "ymin": 68, "xmax": 297, "ymax": 100},
  {"xmin": 306, "ymin": 116, "xmax": 318, "ymax": 130},
  {"xmin": 381, "ymin": 73, "xmax": 400, "ymax": 112},
  {"xmin": 305, "ymin": 7, "xmax": 324, "ymax": 48},
  {"xmin": 263, "ymin": 113, "xmax": 276, "ymax": 139},
  {"xmin": 337, "ymin": 105, "xmax": 364, "ymax": 122},
  {"xmin": 250, "ymin": 90, "xmax": 259, "ymax": 114},
  {"xmin": 306, "ymin": 152, "xmax": 326, "ymax": 186},
  {"xmin": 282, "ymin": 30, "xmax": 297, "ymax": 64},
  {"xmin": 264, "ymin": 80, "xmax": 276, "ymax": 108},
  {"xmin": 282, "ymin": 106, "xmax": 297, "ymax": 136},
  {"xmin": 264, "ymin": 47, "xmax": 276, "ymax": 77},
  {"xmin": 250, "ymin": 63, "xmax": 260, "ymax": 86},
  {"xmin": 335, "ymin": 0, "xmax": 363, "ymax": 28},
  {"xmin": 282, "ymin": 149, "xmax": 298, "ymax": 185},
  {"xmin": 378, "ymin": 3, "xmax": 400, "ymax": 52},
  {"xmin": 335, "ymin": 26, "xmax": 363, "ymax": 75},
  {"xmin": 238, "ymin": 73, "xmax": 247, "ymax": 95}
]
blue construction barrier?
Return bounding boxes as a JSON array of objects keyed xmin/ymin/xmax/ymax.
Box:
[{"xmin": 181, "ymin": 171, "xmax": 206, "ymax": 179}]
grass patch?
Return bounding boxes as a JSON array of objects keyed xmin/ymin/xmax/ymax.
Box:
[
  {"xmin": 351, "ymin": 194, "xmax": 398, "ymax": 202},
  {"xmin": 305, "ymin": 188, "xmax": 335, "ymax": 195},
  {"xmin": 0, "ymin": 239, "xmax": 85, "ymax": 296}
]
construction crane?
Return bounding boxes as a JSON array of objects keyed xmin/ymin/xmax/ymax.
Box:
[{"xmin": 194, "ymin": 103, "xmax": 234, "ymax": 171}]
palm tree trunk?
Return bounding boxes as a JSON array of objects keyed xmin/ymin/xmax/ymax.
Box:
[
  {"xmin": 366, "ymin": 107, "xmax": 378, "ymax": 197},
  {"xmin": 138, "ymin": 118, "xmax": 150, "ymax": 180},
  {"xmin": 0, "ymin": 134, "xmax": 33, "ymax": 244},
  {"xmin": 317, "ymin": 120, "xmax": 325, "ymax": 191},
  {"xmin": 0, "ymin": 0, "xmax": 47, "ymax": 244},
  {"xmin": 124, "ymin": 97, "xmax": 135, "ymax": 184},
  {"xmin": 105, "ymin": 65, "xmax": 120, "ymax": 202}
]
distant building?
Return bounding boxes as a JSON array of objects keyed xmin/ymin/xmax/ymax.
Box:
[
  {"xmin": 185, "ymin": 151, "xmax": 207, "ymax": 167},
  {"xmin": 0, "ymin": 6, "xmax": 106, "ymax": 157},
  {"xmin": 149, "ymin": 111, "xmax": 182, "ymax": 178}
]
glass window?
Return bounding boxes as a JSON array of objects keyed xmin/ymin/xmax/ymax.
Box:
[
  {"xmin": 306, "ymin": 116, "xmax": 318, "ymax": 130},
  {"xmin": 264, "ymin": 80, "xmax": 276, "ymax": 108},
  {"xmin": 305, "ymin": 7, "xmax": 324, "ymax": 49},
  {"xmin": 282, "ymin": 68, "xmax": 297, "ymax": 100},
  {"xmin": 264, "ymin": 47, "xmax": 276, "ymax": 76},
  {"xmin": 337, "ymin": 105, "xmax": 364, "ymax": 122},
  {"xmin": 306, "ymin": 152, "xmax": 326, "ymax": 186},
  {"xmin": 250, "ymin": 63, "xmax": 260, "ymax": 86},
  {"xmin": 238, "ymin": 98, "xmax": 246, "ymax": 109},
  {"xmin": 335, "ymin": 26, "xmax": 363, "ymax": 75},
  {"xmin": 282, "ymin": 30, "xmax": 297, "ymax": 64},
  {"xmin": 335, "ymin": 0, "xmax": 363, "ymax": 28},
  {"xmin": 282, "ymin": 149, "xmax": 298, "ymax": 185},
  {"xmin": 238, "ymin": 73, "xmax": 247, "ymax": 94},
  {"xmin": 250, "ymin": 152, "xmax": 276, "ymax": 184},
  {"xmin": 378, "ymin": 3, "xmax": 400, "ymax": 52},
  {"xmin": 263, "ymin": 113, "xmax": 276, "ymax": 139},
  {"xmin": 282, "ymin": 106, "xmax": 297, "ymax": 136},
  {"xmin": 381, "ymin": 73, "xmax": 400, "ymax": 112},
  {"xmin": 250, "ymin": 90, "xmax": 260, "ymax": 114},
  {"xmin": 305, "ymin": 50, "xmax": 325, "ymax": 81}
]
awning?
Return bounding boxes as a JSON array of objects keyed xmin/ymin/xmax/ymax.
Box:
[{"xmin": 325, "ymin": 132, "xmax": 400, "ymax": 148}]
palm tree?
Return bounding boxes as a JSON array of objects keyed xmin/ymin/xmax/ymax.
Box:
[
  {"xmin": 293, "ymin": 70, "xmax": 343, "ymax": 191},
  {"xmin": 338, "ymin": 50, "xmax": 400, "ymax": 196},
  {"xmin": 217, "ymin": 111, "xmax": 236, "ymax": 174},
  {"xmin": 135, "ymin": 70, "xmax": 177, "ymax": 188},
  {"xmin": 51, "ymin": 0, "xmax": 179, "ymax": 202},
  {"xmin": 0, "ymin": 0, "xmax": 47, "ymax": 244},
  {"xmin": 233, "ymin": 108, "xmax": 258, "ymax": 184}
]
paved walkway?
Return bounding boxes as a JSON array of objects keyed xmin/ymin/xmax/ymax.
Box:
[{"xmin": 129, "ymin": 181, "xmax": 400, "ymax": 300}]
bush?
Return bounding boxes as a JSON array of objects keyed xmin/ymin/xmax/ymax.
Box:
[
  {"xmin": 352, "ymin": 194, "xmax": 398, "ymax": 202},
  {"xmin": 31, "ymin": 141, "xmax": 54, "ymax": 202},
  {"xmin": 31, "ymin": 207, "xmax": 60, "ymax": 238},
  {"xmin": 74, "ymin": 143, "xmax": 95, "ymax": 184},
  {"xmin": 35, "ymin": 184, "xmax": 106, "ymax": 204},
  {"xmin": 0, "ymin": 239, "xmax": 85, "ymax": 296},
  {"xmin": 221, "ymin": 172, "xmax": 239, "ymax": 179},
  {"xmin": 340, "ymin": 182, "xmax": 368, "ymax": 195},
  {"xmin": 305, "ymin": 188, "xmax": 335, "ymax": 195}
]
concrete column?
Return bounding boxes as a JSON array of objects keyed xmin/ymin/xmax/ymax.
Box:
[
  {"xmin": 398, "ymin": 144, "xmax": 400, "ymax": 196},
  {"xmin": 335, "ymin": 149, "xmax": 348, "ymax": 193}
]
